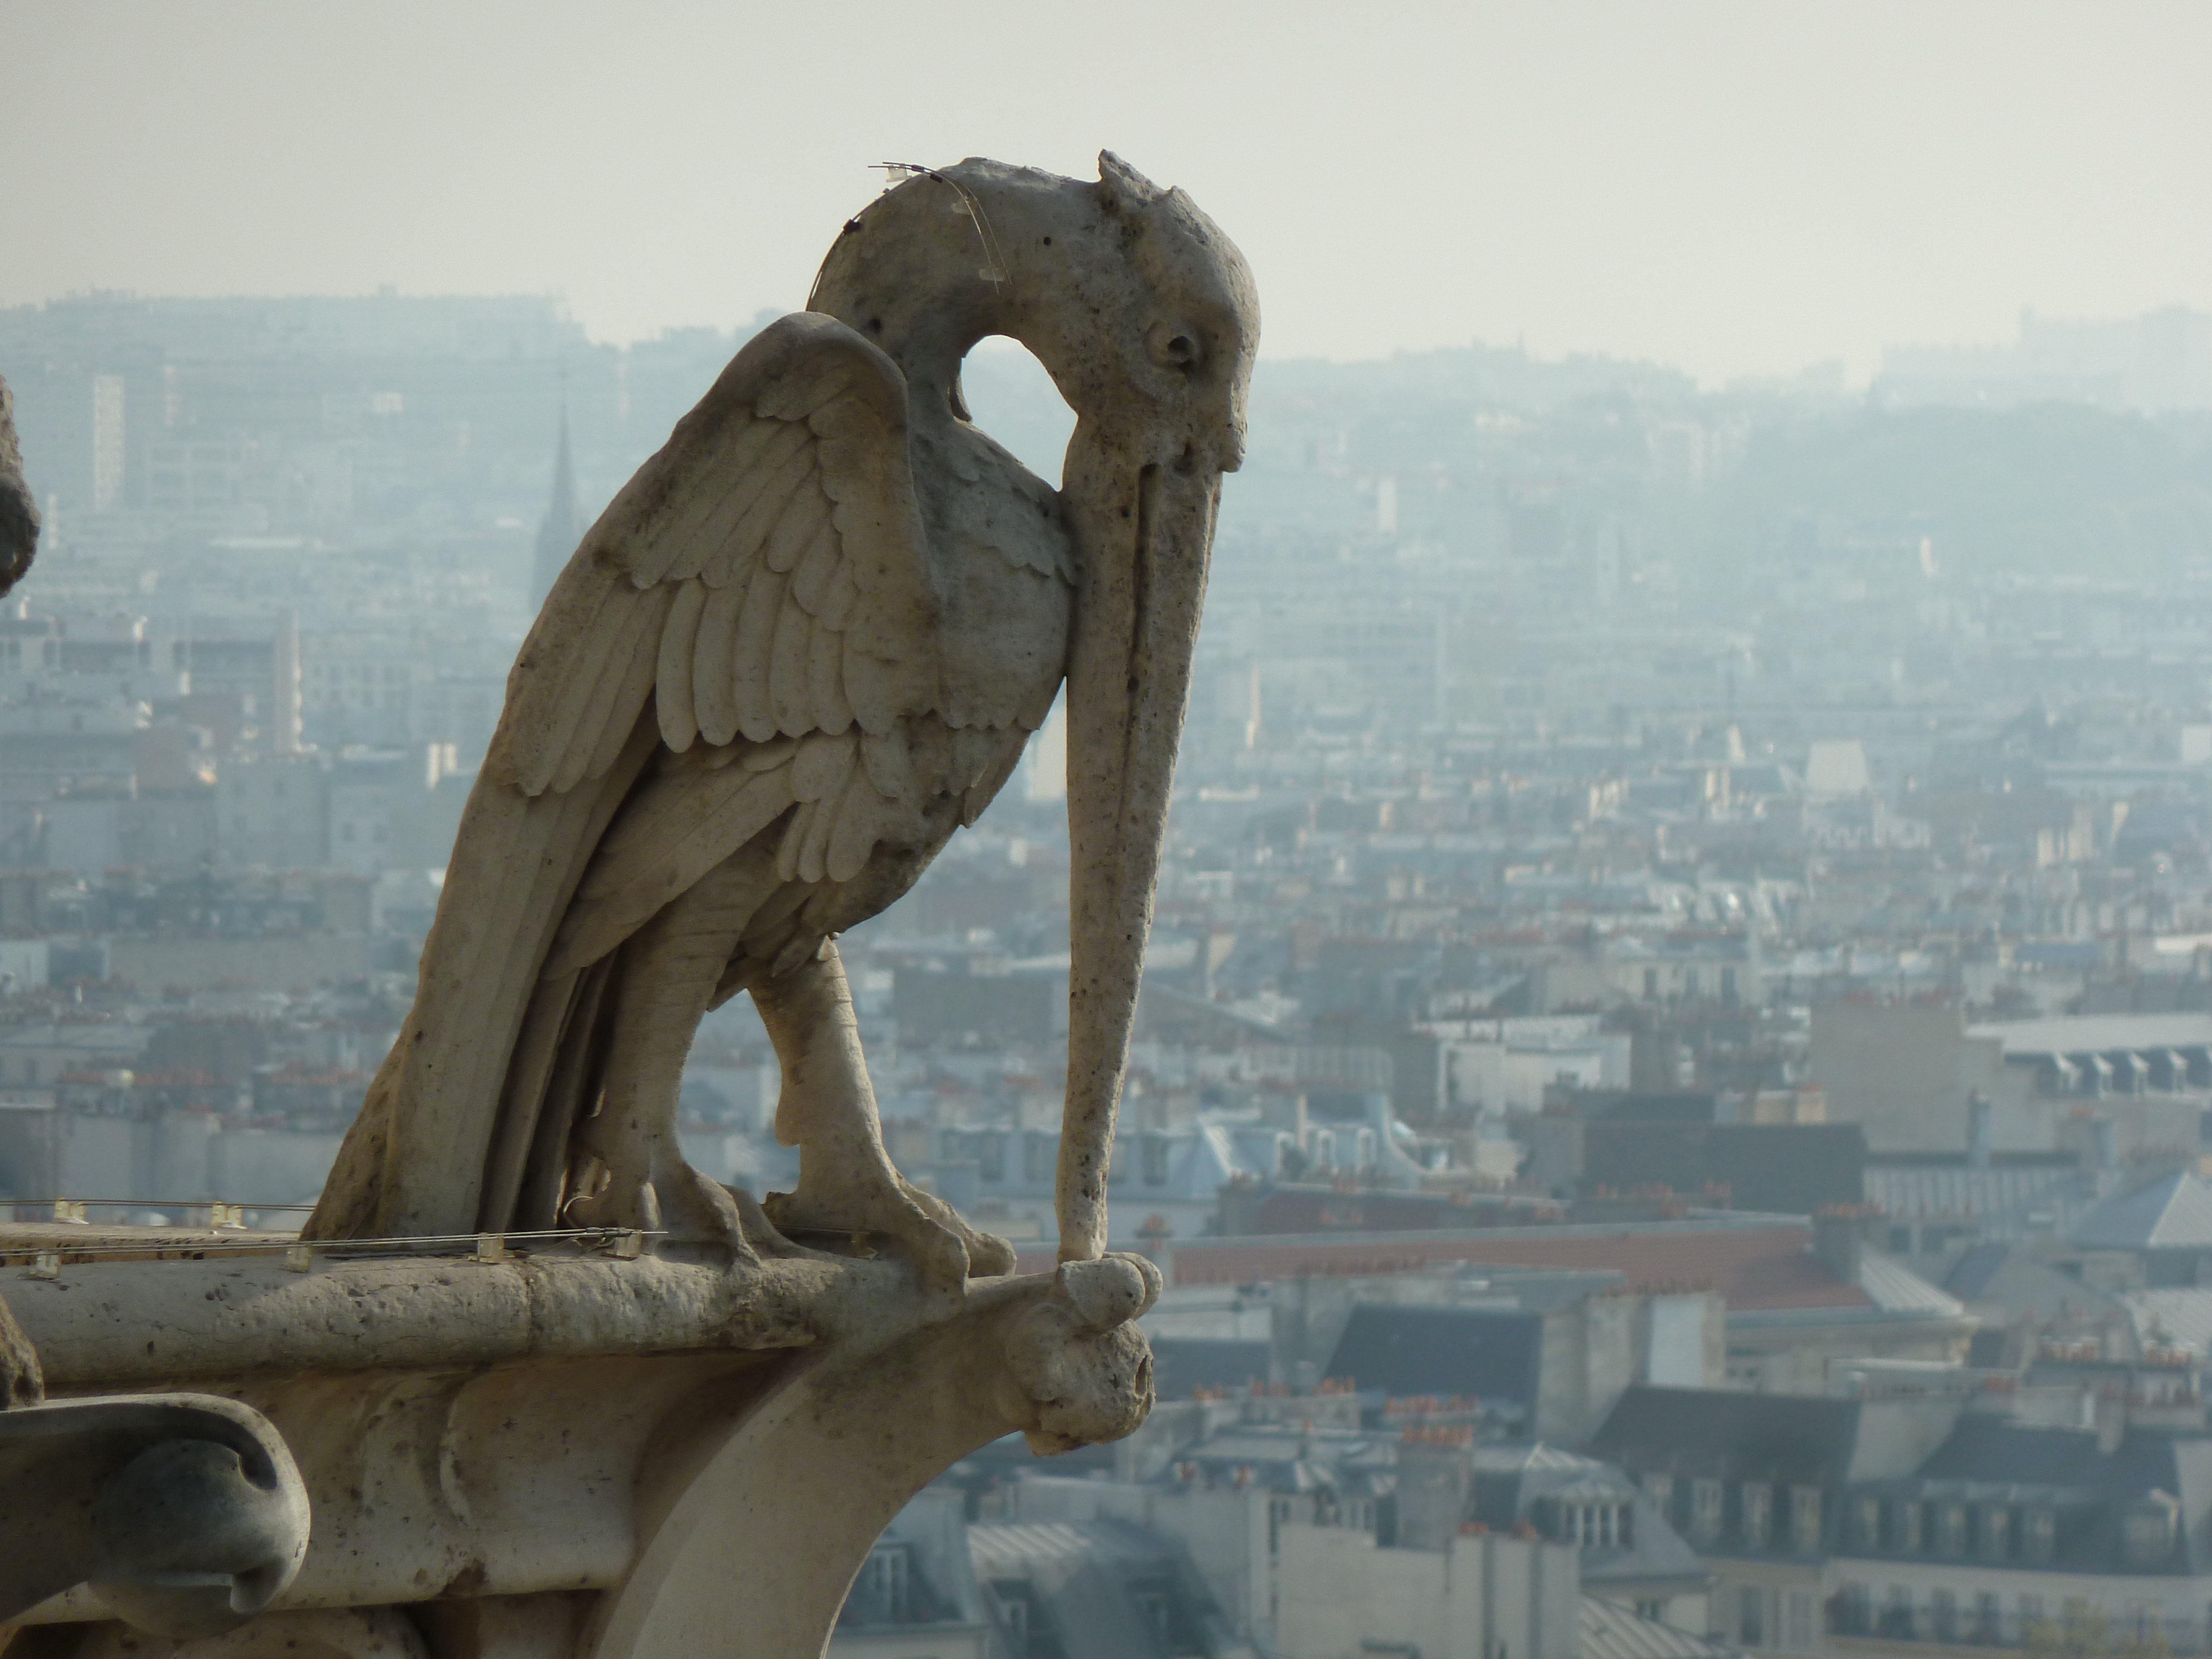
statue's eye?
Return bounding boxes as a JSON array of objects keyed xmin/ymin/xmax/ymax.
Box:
[{"xmin": 1149, "ymin": 323, "xmax": 1203, "ymax": 373}]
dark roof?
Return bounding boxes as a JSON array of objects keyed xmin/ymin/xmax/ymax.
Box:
[
  {"xmin": 1583, "ymin": 1594, "xmax": 1742, "ymax": 1659},
  {"xmin": 1581, "ymin": 1123, "xmax": 1866, "ymax": 1216},
  {"xmin": 969, "ymin": 1519, "xmax": 1227, "ymax": 1659},
  {"xmin": 1590, "ymin": 1386, "xmax": 1863, "ymax": 1486},
  {"xmin": 1147, "ymin": 1338, "xmax": 1273, "ymax": 1400},
  {"xmin": 1588, "ymin": 1385, "xmax": 1961, "ymax": 1488},
  {"xmin": 1470, "ymin": 1443, "xmax": 1710, "ymax": 1587},
  {"xmin": 2073, "ymin": 1171, "xmax": 2212, "ymax": 1251},
  {"xmin": 1142, "ymin": 1223, "xmax": 1876, "ymax": 1312},
  {"xmin": 1324, "ymin": 1305, "xmax": 1543, "ymax": 1405},
  {"xmin": 1883, "ymin": 1418, "xmax": 2212, "ymax": 1576},
  {"xmin": 1945, "ymin": 1241, "xmax": 2012, "ymax": 1301}
]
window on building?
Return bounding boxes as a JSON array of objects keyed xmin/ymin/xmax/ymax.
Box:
[
  {"xmin": 1894, "ymin": 1498, "xmax": 1923, "ymax": 1553},
  {"xmin": 1738, "ymin": 1585, "xmax": 1766, "ymax": 1647},
  {"xmin": 2025, "ymin": 1507, "xmax": 2056, "ymax": 1562},
  {"xmin": 2124, "ymin": 1506, "xmax": 2175, "ymax": 1567},
  {"xmin": 1790, "ymin": 1486, "xmax": 1823, "ymax": 1552},
  {"xmin": 1645, "ymin": 1472, "xmax": 1675, "ymax": 1521},
  {"xmin": 1023, "ymin": 1134, "xmax": 1053, "ymax": 1185},
  {"xmin": 1836, "ymin": 1584, "xmax": 1872, "ymax": 1637},
  {"xmin": 990, "ymin": 1580, "xmax": 1042, "ymax": 1658},
  {"xmin": 1932, "ymin": 1589, "xmax": 1957, "ymax": 1642},
  {"xmin": 1142, "ymin": 1135, "xmax": 1170, "ymax": 1186},
  {"xmin": 1981, "ymin": 1504, "xmax": 2010, "ymax": 1561},
  {"xmin": 855, "ymin": 1547, "xmax": 909, "ymax": 1623},
  {"xmin": 1976, "ymin": 1592, "xmax": 2001, "ymax": 1642},
  {"xmin": 1786, "ymin": 1590, "xmax": 1815, "ymax": 1651},
  {"xmin": 2019, "ymin": 1594, "xmax": 2045, "ymax": 1635},
  {"xmin": 1133, "ymin": 1589, "xmax": 1170, "ymax": 1643},
  {"xmin": 1937, "ymin": 1502, "xmax": 1968, "ymax": 1556},
  {"xmin": 1741, "ymin": 1483, "xmax": 1772, "ymax": 1548},
  {"xmin": 978, "ymin": 1135, "xmax": 1005, "ymax": 1183},
  {"xmin": 1881, "ymin": 1588, "xmax": 1914, "ymax": 1641},
  {"xmin": 1853, "ymin": 1495, "xmax": 1882, "ymax": 1550},
  {"xmin": 1692, "ymin": 1479, "xmax": 1724, "ymax": 1543}
]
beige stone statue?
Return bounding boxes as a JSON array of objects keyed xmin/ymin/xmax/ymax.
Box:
[
  {"xmin": 305, "ymin": 154, "xmax": 1258, "ymax": 1277},
  {"xmin": 2, "ymin": 154, "xmax": 1255, "ymax": 1659}
]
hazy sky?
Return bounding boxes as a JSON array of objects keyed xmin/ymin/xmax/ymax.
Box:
[{"xmin": 6, "ymin": 2, "xmax": 2208, "ymax": 383}]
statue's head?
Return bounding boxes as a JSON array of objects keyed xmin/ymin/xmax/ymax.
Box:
[
  {"xmin": 812, "ymin": 155, "xmax": 1260, "ymax": 1262},
  {"xmin": 0, "ymin": 374, "xmax": 38, "ymax": 597}
]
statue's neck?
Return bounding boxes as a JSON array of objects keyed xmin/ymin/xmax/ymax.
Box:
[{"xmin": 808, "ymin": 191, "xmax": 1034, "ymax": 427}]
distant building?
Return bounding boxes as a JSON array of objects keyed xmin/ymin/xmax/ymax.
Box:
[
  {"xmin": 1593, "ymin": 1379, "xmax": 2212, "ymax": 1658},
  {"xmin": 1877, "ymin": 308, "xmax": 2212, "ymax": 413}
]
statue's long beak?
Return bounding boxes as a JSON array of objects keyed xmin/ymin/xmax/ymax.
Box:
[{"xmin": 1056, "ymin": 430, "xmax": 1221, "ymax": 1262}]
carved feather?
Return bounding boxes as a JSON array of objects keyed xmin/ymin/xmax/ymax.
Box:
[
  {"xmin": 731, "ymin": 566, "xmax": 788, "ymax": 743},
  {"xmin": 553, "ymin": 585, "xmax": 670, "ymax": 794},
  {"xmin": 860, "ymin": 726, "xmax": 914, "ymax": 799},
  {"xmin": 549, "ymin": 766, "xmax": 800, "ymax": 973},
  {"xmin": 691, "ymin": 578, "xmax": 748, "ymax": 748},
  {"xmin": 632, "ymin": 416, "xmax": 785, "ymax": 583},
  {"xmin": 711, "ymin": 437, "xmax": 817, "ymax": 586},
  {"xmin": 764, "ymin": 480, "xmax": 831, "ymax": 575},
  {"xmin": 770, "ymin": 603, "xmax": 813, "ymax": 737},
  {"xmin": 808, "ymin": 629, "xmax": 852, "ymax": 734},
  {"xmin": 826, "ymin": 771, "xmax": 883, "ymax": 884},
  {"xmin": 790, "ymin": 729, "xmax": 857, "ymax": 802},
  {"xmin": 655, "ymin": 577, "xmax": 708, "ymax": 751},
  {"xmin": 787, "ymin": 519, "xmax": 842, "ymax": 616},
  {"xmin": 795, "ymin": 783, "xmax": 841, "ymax": 883}
]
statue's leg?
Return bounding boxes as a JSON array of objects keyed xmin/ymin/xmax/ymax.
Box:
[
  {"xmin": 751, "ymin": 941, "xmax": 1016, "ymax": 1291},
  {"xmin": 562, "ymin": 855, "xmax": 775, "ymax": 1251}
]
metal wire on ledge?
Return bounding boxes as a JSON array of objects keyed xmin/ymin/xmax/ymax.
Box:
[{"xmin": 0, "ymin": 1204, "xmax": 662, "ymax": 1275}]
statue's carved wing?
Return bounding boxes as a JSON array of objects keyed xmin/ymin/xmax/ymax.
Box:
[
  {"xmin": 489, "ymin": 312, "xmax": 971, "ymax": 973},
  {"xmin": 308, "ymin": 315, "xmax": 957, "ymax": 1240},
  {"xmin": 498, "ymin": 312, "xmax": 941, "ymax": 799}
]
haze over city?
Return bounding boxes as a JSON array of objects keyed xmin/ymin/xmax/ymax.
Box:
[{"xmin": 6, "ymin": 1, "xmax": 2211, "ymax": 380}]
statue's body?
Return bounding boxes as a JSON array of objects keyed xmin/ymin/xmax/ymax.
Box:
[{"xmin": 306, "ymin": 156, "xmax": 1258, "ymax": 1278}]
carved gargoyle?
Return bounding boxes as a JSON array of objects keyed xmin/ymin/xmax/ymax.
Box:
[
  {"xmin": 0, "ymin": 1295, "xmax": 311, "ymax": 1636},
  {"xmin": 306, "ymin": 155, "xmax": 1258, "ymax": 1280}
]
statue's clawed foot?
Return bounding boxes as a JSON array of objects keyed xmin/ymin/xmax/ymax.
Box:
[
  {"xmin": 564, "ymin": 1134, "xmax": 764, "ymax": 1267},
  {"xmin": 762, "ymin": 1165, "xmax": 1015, "ymax": 1295}
]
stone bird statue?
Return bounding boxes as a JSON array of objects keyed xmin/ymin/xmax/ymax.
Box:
[{"xmin": 306, "ymin": 156, "xmax": 1257, "ymax": 1282}]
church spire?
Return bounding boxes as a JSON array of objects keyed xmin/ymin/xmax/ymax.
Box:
[{"xmin": 530, "ymin": 398, "xmax": 582, "ymax": 612}]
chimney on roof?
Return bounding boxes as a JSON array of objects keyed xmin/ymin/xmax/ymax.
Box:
[
  {"xmin": 1967, "ymin": 1092, "xmax": 1993, "ymax": 1171},
  {"xmin": 1812, "ymin": 1207, "xmax": 1865, "ymax": 1284},
  {"xmin": 1395, "ymin": 1437, "xmax": 1473, "ymax": 1552}
]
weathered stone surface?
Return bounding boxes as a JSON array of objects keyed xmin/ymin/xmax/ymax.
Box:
[{"xmin": 0, "ymin": 1392, "xmax": 309, "ymax": 1635}]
